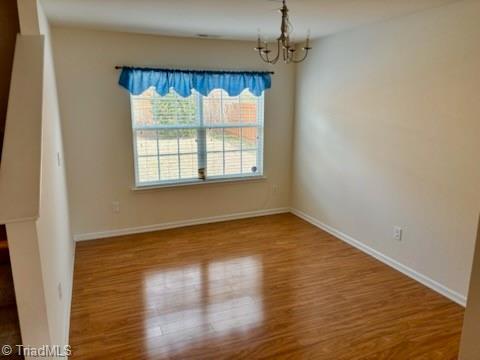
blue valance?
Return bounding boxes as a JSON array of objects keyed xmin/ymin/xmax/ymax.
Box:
[{"xmin": 118, "ymin": 67, "xmax": 272, "ymax": 97}]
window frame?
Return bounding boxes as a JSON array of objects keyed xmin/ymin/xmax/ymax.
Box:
[{"xmin": 130, "ymin": 89, "xmax": 265, "ymax": 189}]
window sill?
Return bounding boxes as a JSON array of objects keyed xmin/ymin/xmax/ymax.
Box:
[{"xmin": 131, "ymin": 175, "xmax": 267, "ymax": 191}]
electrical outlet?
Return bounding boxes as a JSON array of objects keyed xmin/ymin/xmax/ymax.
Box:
[
  {"xmin": 272, "ymin": 184, "xmax": 278, "ymax": 193},
  {"xmin": 57, "ymin": 152, "xmax": 61, "ymax": 167},
  {"xmin": 112, "ymin": 201, "xmax": 120, "ymax": 213},
  {"xmin": 393, "ymin": 226, "xmax": 403, "ymax": 241},
  {"xmin": 57, "ymin": 282, "xmax": 63, "ymax": 300}
]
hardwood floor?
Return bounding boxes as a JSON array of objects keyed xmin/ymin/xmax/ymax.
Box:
[{"xmin": 70, "ymin": 214, "xmax": 464, "ymax": 359}]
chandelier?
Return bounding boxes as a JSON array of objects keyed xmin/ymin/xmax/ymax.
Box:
[{"xmin": 255, "ymin": 0, "xmax": 312, "ymax": 64}]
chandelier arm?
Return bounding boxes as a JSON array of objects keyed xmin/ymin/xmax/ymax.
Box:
[
  {"xmin": 291, "ymin": 48, "xmax": 310, "ymax": 64},
  {"xmin": 260, "ymin": 49, "xmax": 273, "ymax": 63},
  {"xmin": 264, "ymin": 48, "xmax": 273, "ymax": 63},
  {"xmin": 261, "ymin": 40, "xmax": 281, "ymax": 64},
  {"xmin": 258, "ymin": 50, "xmax": 270, "ymax": 63}
]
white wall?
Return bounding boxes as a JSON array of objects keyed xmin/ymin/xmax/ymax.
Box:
[
  {"xmin": 51, "ymin": 28, "xmax": 295, "ymax": 237},
  {"xmin": 0, "ymin": 0, "xmax": 73, "ymax": 352},
  {"xmin": 292, "ymin": 0, "xmax": 480, "ymax": 298},
  {"xmin": 2, "ymin": 34, "xmax": 50, "ymax": 349},
  {"xmin": 7, "ymin": 0, "xmax": 75, "ymax": 349},
  {"xmin": 35, "ymin": 1, "xmax": 74, "ymax": 347}
]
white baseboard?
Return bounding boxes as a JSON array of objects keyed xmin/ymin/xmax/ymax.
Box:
[
  {"xmin": 290, "ymin": 208, "xmax": 467, "ymax": 307},
  {"xmin": 72, "ymin": 206, "xmax": 466, "ymax": 307},
  {"xmin": 74, "ymin": 207, "xmax": 290, "ymax": 242}
]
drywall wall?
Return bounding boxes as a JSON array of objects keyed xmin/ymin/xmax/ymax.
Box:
[
  {"xmin": 35, "ymin": 1, "xmax": 75, "ymax": 347},
  {"xmin": 3, "ymin": 34, "xmax": 49, "ymax": 349},
  {"xmin": 0, "ymin": 0, "xmax": 19, "ymax": 153},
  {"xmin": 460, "ymin": 215, "xmax": 480, "ymax": 359},
  {"xmin": 51, "ymin": 28, "xmax": 295, "ymax": 236},
  {"xmin": 10, "ymin": 0, "xmax": 74, "ymax": 348},
  {"xmin": 292, "ymin": 0, "xmax": 480, "ymax": 298}
]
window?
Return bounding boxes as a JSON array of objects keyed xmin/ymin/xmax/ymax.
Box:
[{"xmin": 130, "ymin": 87, "xmax": 264, "ymax": 187}]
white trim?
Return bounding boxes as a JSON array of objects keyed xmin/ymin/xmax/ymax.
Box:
[
  {"xmin": 0, "ymin": 215, "xmax": 39, "ymax": 225},
  {"xmin": 64, "ymin": 243, "xmax": 75, "ymax": 348},
  {"xmin": 133, "ymin": 124, "xmax": 264, "ymax": 130},
  {"xmin": 132, "ymin": 175, "xmax": 267, "ymax": 191},
  {"xmin": 290, "ymin": 208, "xmax": 467, "ymax": 307},
  {"xmin": 74, "ymin": 207, "xmax": 289, "ymax": 242}
]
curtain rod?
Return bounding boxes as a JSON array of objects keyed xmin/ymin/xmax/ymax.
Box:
[{"xmin": 114, "ymin": 65, "xmax": 274, "ymax": 75}]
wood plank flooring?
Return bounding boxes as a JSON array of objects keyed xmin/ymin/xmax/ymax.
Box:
[{"xmin": 70, "ymin": 213, "xmax": 464, "ymax": 359}]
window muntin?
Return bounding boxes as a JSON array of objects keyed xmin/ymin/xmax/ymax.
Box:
[{"xmin": 131, "ymin": 87, "xmax": 264, "ymax": 186}]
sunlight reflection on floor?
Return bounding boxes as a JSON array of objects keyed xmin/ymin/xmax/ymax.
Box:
[{"xmin": 143, "ymin": 255, "xmax": 263, "ymax": 357}]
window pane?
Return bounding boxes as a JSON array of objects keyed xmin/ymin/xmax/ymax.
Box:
[
  {"xmin": 225, "ymin": 151, "xmax": 241, "ymax": 175},
  {"xmin": 239, "ymin": 91, "xmax": 260, "ymax": 125},
  {"xmin": 225, "ymin": 90, "xmax": 259, "ymax": 125},
  {"xmin": 131, "ymin": 87, "xmax": 198, "ymax": 127},
  {"xmin": 205, "ymin": 126, "xmax": 262, "ymax": 179},
  {"xmin": 224, "ymin": 128, "xmax": 241, "ymax": 151},
  {"xmin": 136, "ymin": 130, "xmax": 158, "ymax": 156},
  {"xmin": 206, "ymin": 129, "xmax": 223, "ymax": 152},
  {"xmin": 180, "ymin": 154, "xmax": 198, "ymax": 179},
  {"xmin": 222, "ymin": 93, "xmax": 242, "ymax": 125},
  {"xmin": 241, "ymin": 128, "xmax": 258, "ymax": 150},
  {"xmin": 131, "ymin": 96, "xmax": 155, "ymax": 127},
  {"xmin": 159, "ymin": 156, "xmax": 179, "ymax": 181},
  {"xmin": 242, "ymin": 150, "xmax": 258, "ymax": 174},
  {"xmin": 138, "ymin": 156, "xmax": 159, "ymax": 183},
  {"xmin": 158, "ymin": 130, "xmax": 178, "ymax": 155},
  {"xmin": 203, "ymin": 89, "xmax": 222, "ymax": 125},
  {"xmin": 154, "ymin": 90, "xmax": 197, "ymax": 126},
  {"xmin": 207, "ymin": 152, "xmax": 223, "ymax": 177},
  {"xmin": 178, "ymin": 129, "xmax": 197, "ymax": 154},
  {"xmin": 202, "ymin": 89, "xmax": 261, "ymax": 126}
]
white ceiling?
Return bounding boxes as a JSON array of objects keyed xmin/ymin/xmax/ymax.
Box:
[{"xmin": 41, "ymin": 0, "xmax": 458, "ymax": 41}]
